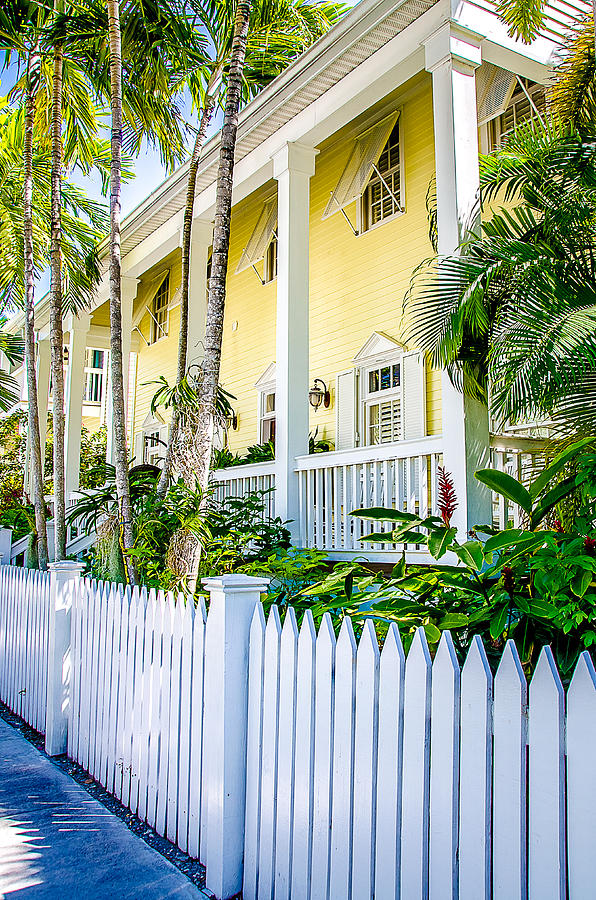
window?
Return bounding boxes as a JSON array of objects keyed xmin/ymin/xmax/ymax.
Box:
[
  {"xmin": 144, "ymin": 429, "xmax": 164, "ymax": 466},
  {"xmin": 335, "ymin": 333, "xmax": 426, "ymax": 450},
  {"xmin": 150, "ymin": 274, "xmax": 169, "ymax": 343},
  {"xmin": 322, "ymin": 111, "xmax": 403, "ymax": 234},
  {"xmin": 362, "ymin": 121, "xmax": 403, "ymax": 229},
  {"xmin": 83, "ymin": 348, "xmax": 105, "ymax": 404},
  {"xmin": 236, "ymin": 198, "xmax": 278, "ymax": 283},
  {"xmin": 259, "ymin": 390, "xmax": 276, "ymax": 443},
  {"xmin": 363, "ymin": 360, "xmax": 402, "ymax": 445},
  {"xmin": 488, "ymin": 80, "xmax": 546, "ymax": 150}
]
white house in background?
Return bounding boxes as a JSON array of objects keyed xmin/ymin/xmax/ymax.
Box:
[{"xmin": 3, "ymin": 0, "xmax": 585, "ymax": 561}]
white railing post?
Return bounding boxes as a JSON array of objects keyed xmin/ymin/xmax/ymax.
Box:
[
  {"xmin": 201, "ymin": 574, "xmax": 269, "ymax": 900},
  {"xmin": 45, "ymin": 560, "xmax": 84, "ymax": 756},
  {"xmin": 0, "ymin": 527, "xmax": 12, "ymax": 564}
]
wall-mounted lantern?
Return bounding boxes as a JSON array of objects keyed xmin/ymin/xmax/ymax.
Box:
[{"xmin": 308, "ymin": 378, "xmax": 330, "ymax": 411}]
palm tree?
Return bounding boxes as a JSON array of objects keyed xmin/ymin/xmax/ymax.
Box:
[
  {"xmin": 105, "ymin": 0, "xmax": 137, "ymax": 583},
  {"xmin": 405, "ymin": 122, "xmax": 596, "ymax": 434},
  {"xmin": 192, "ymin": 0, "xmax": 253, "ymax": 498},
  {"xmin": 49, "ymin": 0, "xmax": 67, "ymax": 558},
  {"xmin": 157, "ymin": 0, "xmax": 346, "ymax": 495},
  {"xmin": 23, "ymin": 39, "xmax": 49, "ymax": 568}
]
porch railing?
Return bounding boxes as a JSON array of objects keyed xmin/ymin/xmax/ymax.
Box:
[
  {"xmin": 295, "ymin": 436, "xmax": 444, "ymax": 559},
  {"xmin": 210, "ymin": 460, "xmax": 276, "ymax": 519},
  {"xmin": 490, "ymin": 434, "xmax": 547, "ymax": 529}
]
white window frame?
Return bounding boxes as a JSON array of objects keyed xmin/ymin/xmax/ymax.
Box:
[
  {"xmin": 255, "ymin": 363, "xmax": 276, "ymax": 444},
  {"xmin": 359, "ymin": 116, "xmax": 405, "ymax": 234},
  {"xmin": 149, "ymin": 272, "xmax": 170, "ymax": 344},
  {"xmin": 360, "ymin": 353, "xmax": 405, "ymax": 446},
  {"xmin": 83, "ymin": 348, "xmax": 106, "ymax": 405}
]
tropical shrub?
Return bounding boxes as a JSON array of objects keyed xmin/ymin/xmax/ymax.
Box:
[{"xmin": 294, "ymin": 439, "xmax": 596, "ymax": 675}]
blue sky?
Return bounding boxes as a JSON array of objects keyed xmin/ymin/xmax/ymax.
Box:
[{"xmin": 1, "ymin": 0, "xmax": 360, "ymax": 257}]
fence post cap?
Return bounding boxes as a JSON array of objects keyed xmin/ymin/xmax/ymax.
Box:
[
  {"xmin": 48, "ymin": 560, "xmax": 85, "ymax": 574},
  {"xmin": 202, "ymin": 574, "xmax": 270, "ymax": 592}
]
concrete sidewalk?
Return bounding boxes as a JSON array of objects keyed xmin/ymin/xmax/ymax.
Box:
[{"xmin": 0, "ymin": 717, "xmax": 207, "ymax": 900}]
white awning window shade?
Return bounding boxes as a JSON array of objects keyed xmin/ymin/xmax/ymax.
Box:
[
  {"xmin": 476, "ymin": 63, "xmax": 516, "ymax": 125},
  {"xmin": 322, "ymin": 111, "xmax": 400, "ymax": 220},
  {"xmin": 235, "ymin": 197, "xmax": 278, "ymax": 274}
]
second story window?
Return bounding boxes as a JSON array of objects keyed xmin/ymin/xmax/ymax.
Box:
[
  {"xmin": 236, "ymin": 197, "xmax": 278, "ymax": 284},
  {"xmin": 322, "ymin": 111, "xmax": 404, "ymax": 235},
  {"xmin": 488, "ymin": 78, "xmax": 546, "ymax": 150},
  {"xmin": 150, "ymin": 273, "xmax": 169, "ymax": 344},
  {"xmin": 362, "ymin": 121, "xmax": 402, "ymax": 229}
]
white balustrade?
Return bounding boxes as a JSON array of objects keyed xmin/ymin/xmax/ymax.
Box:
[{"xmin": 296, "ymin": 437, "xmax": 443, "ymax": 558}]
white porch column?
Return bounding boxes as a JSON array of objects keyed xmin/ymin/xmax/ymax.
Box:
[
  {"xmin": 425, "ymin": 24, "xmax": 492, "ymax": 536},
  {"xmin": 187, "ymin": 219, "xmax": 213, "ymax": 369},
  {"xmin": 64, "ymin": 312, "xmax": 91, "ymax": 498},
  {"xmin": 273, "ymin": 142, "xmax": 317, "ymax": 543},
  {"xmin": 106, "ymin": 276, "xmax": 138, "ymax": 464}
]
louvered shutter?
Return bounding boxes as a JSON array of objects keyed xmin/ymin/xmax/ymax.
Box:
[
  {"xmin": 323, "ymin": 112, "xmax": 400, "ymax": 220},
  {"xmin": 402, "ymin": 351, "xmax": 426, "ymax": 440},
  {"xmin": 235, "ymin": 198, "xmax": 278, "ymax": 273},
  {"xmin": 336, "ymin": 369, "xmax": 356, "ymax": 450},
  {"xmin": 133, "ymin": 432, "xmax": 144, "ymax": 465},
  {"xmin": 476, "ymin": 63, "xmax": 516, "ymax": 125}
]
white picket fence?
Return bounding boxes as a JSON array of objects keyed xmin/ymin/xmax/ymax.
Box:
[
  {"xmin": 68, "ymin": 579, "xmax": 206, "ymax": 855},
  {"xmin": 0, "ymin": 565, "xmax": 50, "ymax": 732},
  {"xmin": 2, "ymin": 563, "xmax": 596, "ymax": 899}
]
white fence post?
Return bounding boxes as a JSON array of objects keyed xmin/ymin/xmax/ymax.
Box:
[
  {"xmin": 0, "ymin": 527, "xmax": 12, "ymax": 563},
  {"xmin": 45, "ymin": 560, "xmax": 84, "ymax": 756},
  {"xmin": 202, "ymin": 574, "xmax": 269, "ymax": 900}
]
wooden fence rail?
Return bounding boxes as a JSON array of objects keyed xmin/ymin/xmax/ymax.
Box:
[{"xmin": 1, "ymin": 564, "xmax": 596, "ymax": 899}]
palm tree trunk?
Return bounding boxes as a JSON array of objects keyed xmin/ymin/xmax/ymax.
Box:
[
  {"xmin": 193, "ymin": 4, "xmax": 252, "ymax": 493},
  {"xmin": 181, "ymin": 1, "xmax": 252, "ymax": 585},
  {"xmin": 156, "ymin": 87, "xmax": 218, "ymax": 497},
  {"xmin": 106, "ymin": 0, "xmax": 137, "ymax": 585},
  {"xmin": 50, "ymin": 22, "xmax": 67, "ymax": 560},
  {"xmin": 23, "ymin": 42, "xmax": 49, "ymax": 570}
]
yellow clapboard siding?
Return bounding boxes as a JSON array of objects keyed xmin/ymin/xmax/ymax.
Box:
[{"xmin": 132, "ymin": 76, "xmax": 443, "ymax": 454}]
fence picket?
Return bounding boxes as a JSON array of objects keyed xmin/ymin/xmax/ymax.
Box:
[
  {"xmin": 429, "ymin": 631, "xmax": 460, "ymax": 900},
  {"xmin": 176, "ymin": 596, "xmax": 194, "ymax": 853},
  {"xmin": 244, "ymin": 603, "xmax": 266, "ymax": 898},
  {"xmin": 146, "ymin": 593, "xmax": 163, "ymax": 830},
  {"xmin": 310, "ymin": 613, "xmax": 336, "ymax": 900},
  {"xmin": 329, "ymin": 617, "xmax": 357, "ymax": 900},
  {"xmin": 493, "ymin": 640, "xmax": 527, "ymax": 900},
  {"xmin": 290, "ymin": 611, "xmax": 316, "ymax": 900},
  {"xmin": 156, "ymin": 593, "xmax": 174, "ymax": 837},
  {"xmin": 275, "ymin": 608, "xmax": 299, "ymax": 900},
  {"xmin": 188, "ymin": 597, "xmax": 206, "ymax": 860},
  {"xmin": 400, "ymin": 627, "xmax": 432, "ymax": 900},
  {"xmin": 167, "ymin": 595, "xmax": 183, "ymax": 843},
  {"xmin": 459, "ymin": 636, "xmax": 492, "ymax": 900},
  {"xmin": 106, "ymin": 586, "xmax": 123, "ymax": 795},
  {"xmin": 352, "ymin": 620, "xmax": 380, "ymax": 900},
  {"xmin": 137, "ymin": 590, "xmax": 156, "ymax": 822},
  {"xmin": 528, "ymin": 646, "xmax": 565, "ymax": 900},
  {"xmin": 567, "ymin": 651, "xmax": 596, "ymax": 898},
  {"xmin": 374, "ymin": 623, "xmax": 405, "ymax": 900},
  {"xmin": 257, "ymin": 606, "xmax": 281, "ymax": 900}
]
